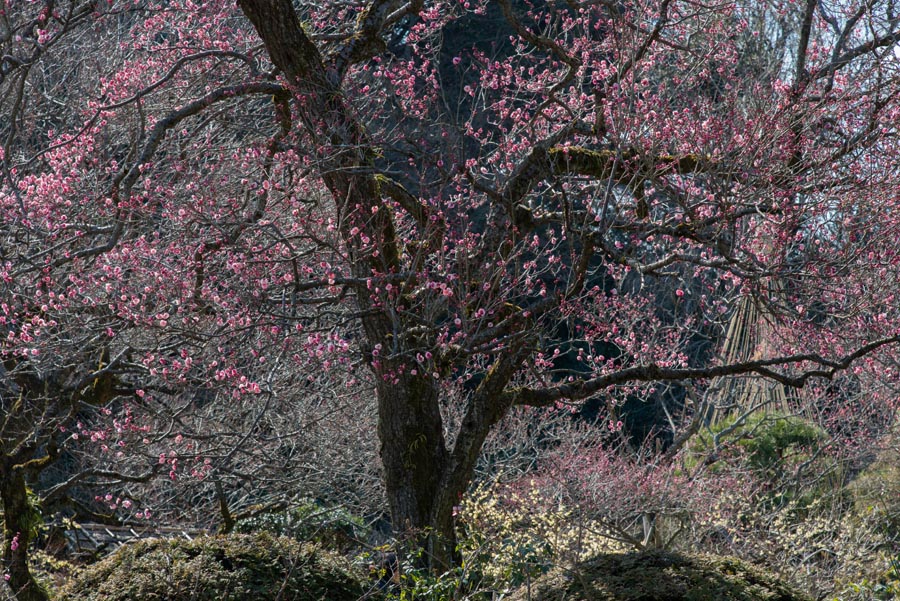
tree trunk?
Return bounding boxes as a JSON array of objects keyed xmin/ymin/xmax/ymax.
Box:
[
  {"xmin": 1, "ymin": 459, "xmax": 47, "ymax": 601},
  {"xmin": 375, "ymin": 353, "xmax": 523, "ymax": 571},
  {"xmin": 376, "ymin": 374, "xmax": 460, "ymax": 571}
]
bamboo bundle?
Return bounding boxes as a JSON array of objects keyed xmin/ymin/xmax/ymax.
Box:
[{"xmin": 706, "ymin": 294, "xmax": 792, "ymax": 424}]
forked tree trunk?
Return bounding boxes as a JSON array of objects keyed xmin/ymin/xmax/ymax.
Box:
[
  {"xmin": 374, "ymin": 353, "xmax": 521, "ymax": 571},
  {"xmin": 376, "ymin": 369, "xmax": 510, "ymax": 571},
  {"xmin": 0, "ymin": 460, "xmax": 47, "ymax": 601}
]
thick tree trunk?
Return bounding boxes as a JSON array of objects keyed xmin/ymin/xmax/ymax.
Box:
[
  {"xmin": 375, "ymin": 355, "xmax": 522, "ymax": 571},
  {"xmin": 376, "ymin": 374, "xmax": 459, "ymax": 571},
  {"xmin": 0, "ymin": 460, "xmax": 47, "ymax": 601}
]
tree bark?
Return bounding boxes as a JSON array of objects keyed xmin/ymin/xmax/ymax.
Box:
[
  {"xmin": 376, "ymin": 374, "xmax": 458, "ymax": 570},
  {"xmin": 1, "ymin": 459, "xmax": 47, "ymax": 601}
]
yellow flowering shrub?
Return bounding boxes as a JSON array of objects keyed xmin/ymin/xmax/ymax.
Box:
[{"xmin": 457, "ymin": 481, "xmax": 628, "ymax": 588}]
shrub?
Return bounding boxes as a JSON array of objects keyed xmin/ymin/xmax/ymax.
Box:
[
  {"xmin": 834, "ymin": 445, "xmax": 900, "ymax": 600},
  {"xmin": 849, "ymin": 446, "xmax": 900, "ymax": 535},
  {"xmin": 458, "ymin": 482, "xmax": 627, "ymax": 590},
  {"xmin": 688, "ymin": 413, "xmax": 827, "ymax": 477},
  {"xmin": 55, "ymin": 532, "xmax": 366, "ymax": 601},
  {"xmin": 234, "ymin": 499, "xmax": 368, "ymax": 553},
  {"xmin": 505, "ymin": 550, "xmax": 813, "ymax": 601}
]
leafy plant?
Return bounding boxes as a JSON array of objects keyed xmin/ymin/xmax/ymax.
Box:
[{"xmin": 359, "ymin": 543, "xmax": 494, "ymax": 601}]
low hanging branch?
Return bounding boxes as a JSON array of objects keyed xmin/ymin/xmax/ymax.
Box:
[{"xmin": 504, "ymin": 334, "xmax": 900, "ymax": 407}]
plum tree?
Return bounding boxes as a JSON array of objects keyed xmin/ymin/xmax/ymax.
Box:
[
  {"xmin": 235, "ymin": 0, "xmax": 900, "ymax": 570},
  {"xmin": 2, "ymin": 2, "xmax": 900, "ymax": 594}
]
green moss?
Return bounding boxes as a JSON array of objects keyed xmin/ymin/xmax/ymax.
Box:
[
  {"xmin": 547, "ymin": 147, "xmax": 617, "ymax": 179},
  {"xmin": 55, "ymin": 533, "xmax": 366, "ymax": 601},
  {"xmin": 547, "ymin": 146, "xmax": 701, "ymax": 179},
  {"xmin": 506, "ymin": 550, "xmax": 812, "ymax": 601}
]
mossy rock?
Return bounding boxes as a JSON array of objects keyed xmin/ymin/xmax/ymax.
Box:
[
  {"xmin": 56, "ymin": 532, "xmax": 366, "ymax": 601},
  {"xmin": 506, "ymin": 550, "xmax": 811, "ymax": 601}
]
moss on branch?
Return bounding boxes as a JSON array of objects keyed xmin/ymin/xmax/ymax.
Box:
[
  {"xmin": 374, "ymin": 173, "xmax": 426, "ymax": 226},
  {"xmin": 547, "ymin": 146, "xmax": 701, "ymax": 179}
]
